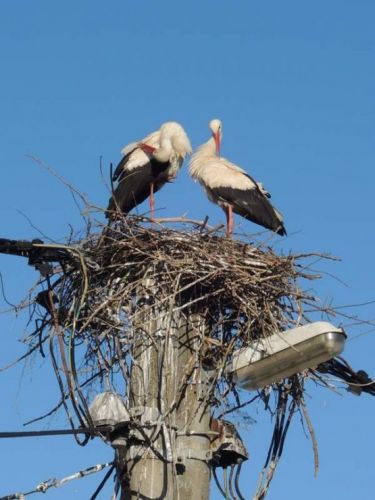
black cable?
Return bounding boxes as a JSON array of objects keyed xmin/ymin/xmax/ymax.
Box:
[
  {"xmin": 264, "ymin": 420, "xmax": 277, "ymax": 468},
  {"xmin": 49, "ymin": 334, "xmax": 78, "ymax": 427},
  {"xmin": 35, "ymin": 318, "xmax": 48, "ymax": 358},
  {"xmin": 69, "ymin": 311, "xmax": 95, "ymax": 430},
  {"xmin": 0, "ymin": 271, "xmax": 17, "ymax": 308},
  {"xmin": 263, "ymin": 387, "xmax": 291, "ymax": 470},
  {"xmin": 0, "ymin": 426, "xmax": 114, "ymax": 439},
  {"xmin": 110, "ymin": 162, "xmax": 114, "ymax": 193},
  {"xmin": 223, "ymin": 467, "xmax": 229, "ymax": 499},
  {"xmin": 24, "ymin": 367, "xmax": 105, "ymax": 427},
  {"xmin": 228, "ymin": 465, "xmax": 237, "ymax": 499},
  {"xmin": 318, "ymin": 357, "xmax": 375, "ymax": 396},
  {"xmin": 0, "ymin": 494, "xmax": 29, "ymax": 500},
  {"xmin": 0, "ymin": 462, "xmax": 113, "ymax": 499},
  {"xmin": 277, "ymin": 400, "xmax": 297, "ymax": 459},
  {"xmin": 217, "ymin": 393, "xmax": 260, "ymax": 419},
  {"xmin": 213, "ymin": 467, "xmax": 227, "ymax": 498},
  {"xmin": 113, "ymin": 471, "xmax": 121, "ymax": 499},
  {"xmin": 273, "ymin": 389, "xmax": 287, "ymax": 460},
  {"xmin": 234, "ymin": 462, "xmax": 246, "ymax": 500},
  {"xmin": 46, "ymin": 273, "xmax": 92, "ymax": 443},
  {"xmin": 90, "ymin": 464, "xmax": 115, "ymax": 500}
]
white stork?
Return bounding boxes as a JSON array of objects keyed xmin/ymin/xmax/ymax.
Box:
[
  {"xmin": 189, "ymin": 119, "xmax": 286, "ymax": 236},
  {"xmin": 107, "ymin": 121, "xmax": 192, "ymax": 220}
]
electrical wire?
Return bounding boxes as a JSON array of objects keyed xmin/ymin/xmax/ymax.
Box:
[
  {"xmin": 234, "ymin": 462, "xmax": 246, "ymax": 500},
  {"xmin": 0, "ymin": 426, "xmax": 114, "ymax": 439},
  {"xmin": 49, "ymin": 326, "xmax": 84, "ymax": 445},
  {"xmin": 24, "ymin": 367, "xmax": 105, "ymax": 427},
  {"xmin": 223, "ymin": 468, "xmax": 229, "ymax": 499},
  {"xmin": 113, "ymin": 471, "xmax": 121, "ymax": 499},
  {"xmin": 228, "ymin": 465, "xmax": 237, "ymax": 499},
  {"xmin": 46, "ymin": 277, "xmax": 91, "ymax": 443},
  {"xmin": 318, "ymin": 357, "xmax": 375, "ymax": 396},
  {"xmin": 213, "ymin": 467, "xmax": 227, "ymax": 498},
  {"xmin": 69, "ymin": 297, "xmax": 95, "ymax": 429},
  {"xmin": 0, "ymin": 462, "xmax": 113, "ymax": 500},
  {"xmin": 90, "ymin": 464, "xmax": 115, "ymax": 500}
]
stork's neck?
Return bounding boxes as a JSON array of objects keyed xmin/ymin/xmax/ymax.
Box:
[
  {"xmin": 189, "ymin": 136, "xmax": 216, "ymax": 179},
  {"xmin": 195, "ymin": 136, "xmax": 216, "ymax": 157}
]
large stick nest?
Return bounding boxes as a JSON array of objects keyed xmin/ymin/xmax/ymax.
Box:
[{"xmin": 62, "ymin": 219, "xmax": 314, "ymax": 354}]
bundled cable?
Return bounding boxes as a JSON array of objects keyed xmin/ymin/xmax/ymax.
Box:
[{"xmin": 0, "ymin": 462, "xmax": 113, "ymax": 500}]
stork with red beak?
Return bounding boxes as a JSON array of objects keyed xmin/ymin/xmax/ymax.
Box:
[
  {"xmin": 189, "ymin": 119, "xmax": 286, "ymax": 236},
  {"xmin": 107, "ymin": 121, "xmax": 192, "ymax": 220}
]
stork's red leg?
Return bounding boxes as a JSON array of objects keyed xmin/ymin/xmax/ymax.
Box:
[
  {"xmin": 227, "ymin": 205, "xmax": 233, "ymax": 237},
  {"xmin": 150, "ymin": 182, "xmax": 155, "ymax": 221},
  {"xmin": 228, "ymin": 205, "xmax": 233, "ymax": 236}
]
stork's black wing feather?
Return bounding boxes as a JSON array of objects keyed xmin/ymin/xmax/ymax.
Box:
[
  {"xmin": 106, "ymin": 160, "xmax": 170, "ymax": 217},
  {"xmin": 112, "ymin": 146, "xmax": 139, "ymax": 182},
  {"xmin": 211, "ymin": 186, "xmax": 286, "ymax": 236}
]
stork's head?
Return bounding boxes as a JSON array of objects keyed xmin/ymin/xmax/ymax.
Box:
[
  {"xmin": 158, "ymin": 121, "xmax": 192, "ymax": 160},
  {"xmin": 209, "ymin": 118, "xmax": 222, "ymax": 156}
]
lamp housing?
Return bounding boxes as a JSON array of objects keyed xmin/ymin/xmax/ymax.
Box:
[{"xmin": 229, "ymin": 321, "xmax": 346, "ymax": 391}]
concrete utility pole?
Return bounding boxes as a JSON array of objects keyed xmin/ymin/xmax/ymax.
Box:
[{"xmin": 118, "ymin": 281, "xmax": 212, "ymax": 499}]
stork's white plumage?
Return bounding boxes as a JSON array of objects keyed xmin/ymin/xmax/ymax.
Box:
[
  {"xmin": 107, "ymin": 122, "xmax": 192, "ymax": 219},
  {"xmin": 189, "ymin": 119, "xmax": 286, "ymax": 236}
]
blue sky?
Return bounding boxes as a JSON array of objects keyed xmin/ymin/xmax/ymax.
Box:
[{"xmin": 0, "ymin": 1, "xmax": 374, "ymax": 498}]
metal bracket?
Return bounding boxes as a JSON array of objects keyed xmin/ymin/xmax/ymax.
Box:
[
  {"xmin": 176, "ymin": 448, "xmax": 212, "ymax": 462},
  {"xmin": 126, "ymin": 445, "xmax": 212, "ymax": 463},
  {"xmin": 128, "ymin": 407, "xmax": 162, "ymax": 442}
]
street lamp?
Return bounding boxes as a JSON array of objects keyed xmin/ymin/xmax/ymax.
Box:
[{"xmin": 229, "ymin": 321, "xmax": 346, "ymax": 391}]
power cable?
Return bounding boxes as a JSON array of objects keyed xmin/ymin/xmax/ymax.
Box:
[
  {"xmin": 0, "ymin": 426, "xmax": 116, "ymax": 439},
  {"xmin": 0, "ymin": 462, "xmax": 113, "ymax": 500},
  {"xmin": 228, "ymin": 465, "xmax": 237, "ymax": 499},
  {"xmin": 223, "ymin": 467, "xmax": 230, "ymax": 499},
  {"xmin": 213, "ymin": 467, "xmax": 227, "ymax": 498},
  {"xmin": 90, "ymin": 464, "xmax": 115, "ymax": 500},
  {"xmin": 234, "ymin": 461, "xmax": 246, "ymax": 500}
]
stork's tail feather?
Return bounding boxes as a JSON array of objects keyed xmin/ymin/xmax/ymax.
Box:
[{"xmin": 276, "ymin": 224, "xmax": 287, "ymax": 236}]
